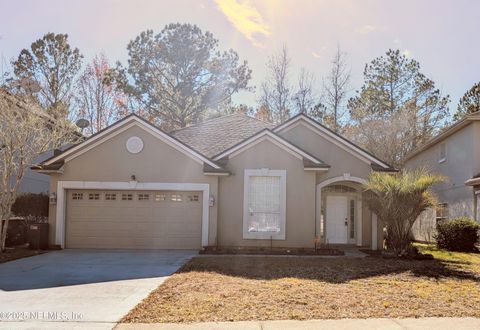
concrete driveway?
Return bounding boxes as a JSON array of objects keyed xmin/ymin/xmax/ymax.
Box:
[{"xmin": 0, "ymin": 249, "xmax": 196, "ymax": 329}]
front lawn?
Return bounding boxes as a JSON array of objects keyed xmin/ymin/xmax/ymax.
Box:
[{"xmin": 123, "ymin": 247, "xmax": 480, "ymax": 323}]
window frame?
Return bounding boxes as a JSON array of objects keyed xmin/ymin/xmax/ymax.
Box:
[
  {"xmin": 436, "ymin": 203, "xmax": 449, "ymax": 222},
  {"xmin": 155, "ymin": 193, "xmax": 166, "ymax": 201},
  {"xmin": 138, "ymin": 193, "xmax": 150, "ymax": 201},
  {"xmin": 105, "ymin": 193, "xmax": 117, "ymax": 201},
  {"xmin": 439, "ymin": 142, "xmax": 446, "ymax": 163},
  {"xmin": 88, "ymin": 193, "xmax": 100, "ymax": 200},
  {"xmin": 243, "ymin": 169, "xmax": 287, "ymax": 240},
  {"xmin": 121, "ymin": 193, "xmax": 133, "ymax": 201},
  {"xmin": 171, "ymin": 193, "xmax": 183, "ymax": 202},
  {"xmin": 72, "ymin": 192, "xmax": 83, "ymax": 200}
]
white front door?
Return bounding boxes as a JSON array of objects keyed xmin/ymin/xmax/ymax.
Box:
[{"xmin": 326, "ymin": 195, "xmax": 348, "ymax": 244}]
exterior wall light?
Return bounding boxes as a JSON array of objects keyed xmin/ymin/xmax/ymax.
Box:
[{"xmin": 49, "ymin": 192, "xmax": 57, "ymax": 204}]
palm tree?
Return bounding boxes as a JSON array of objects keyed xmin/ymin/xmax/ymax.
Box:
[{"xmin": 364, "ymin": 168, "xmax": 445, "ymax": 256}]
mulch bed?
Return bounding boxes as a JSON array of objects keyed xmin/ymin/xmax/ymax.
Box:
[
  {"xmin": 0, "ymin": 246, "xmax": 46, "ymax": 264},
  {"xmin": 122, "ymin": 254, "xmax": 480, "ymax": 323},
  {"xmin": 200, "ymin": 246, "xmax": 344, "ymax": 256}
]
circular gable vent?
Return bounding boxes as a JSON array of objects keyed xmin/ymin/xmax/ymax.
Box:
[{"xmin": 126, "ymin": 136, "xmax": 144, "ymax": 154}]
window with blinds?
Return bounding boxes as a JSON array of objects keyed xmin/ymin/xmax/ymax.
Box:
[
  {"xmin": 247, "ymin": 176, "xmax": 281, "ymax": 233},
  {"xmin": 243, "ymin": 169, "xmax": 286, "ymax": 240}
]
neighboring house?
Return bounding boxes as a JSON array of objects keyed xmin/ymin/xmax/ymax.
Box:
[
  {"xmin": 15, "ymin": 151, "xmax": 55, "ymax": 194},
  {"xmin": 405, "ymin": 111, "xmax": 480, "ymax": 241},
  {"xmin": 33, "ymin": 112, "xmax": 395, "ymax": 250}
]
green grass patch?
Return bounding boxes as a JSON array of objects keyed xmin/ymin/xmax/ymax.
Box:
[{"xmin": 415, "ymin": 243, "xmax": 480, "ymax": 273}]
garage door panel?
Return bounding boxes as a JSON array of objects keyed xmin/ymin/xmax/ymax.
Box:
[{"xmin": 66, "ymin": 190, "xmax": 202, "ymax": 249}]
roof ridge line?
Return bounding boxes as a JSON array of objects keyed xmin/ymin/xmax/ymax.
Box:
[{"xmin": 170, "ymin": 112, "xmax": 249, "ymax": 134}]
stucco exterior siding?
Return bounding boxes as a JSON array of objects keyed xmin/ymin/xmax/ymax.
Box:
[
  {"xmin": 405, "ymin": 121, "xmax": 480, "ymax": 241},
  {"xmin": 217, "ymin": 139, "xmax": 316, "ymax": 248},
  {"xmin": 406, "ymin": 122, "xmax": 475, "ymax": 206},
  {"xmin": 277, "ymin": 122, "xmax": 374, "ymax": 181},
  {"xmin": 43, "ymin": 114, "xmax": 389, "ymax": 250},
  {"xmin": 47, "ymin": 125, "xmax": 218, "ymax": 246}
]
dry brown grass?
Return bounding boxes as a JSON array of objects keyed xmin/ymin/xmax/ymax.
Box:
[{"xmin": 123, "ymin": 252, "xmax": 480, "ymax": 323}]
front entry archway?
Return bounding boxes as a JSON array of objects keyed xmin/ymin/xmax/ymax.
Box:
[{"xmin": 316, "ymin": 175, "xmax": 367, "ymax": 247}]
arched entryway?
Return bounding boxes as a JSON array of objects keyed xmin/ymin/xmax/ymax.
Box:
[{"xmin": 316, "ymin": 175, "xmax": 367, "ymax": 247}]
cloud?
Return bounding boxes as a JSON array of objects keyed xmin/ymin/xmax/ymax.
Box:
[
  {"xmin": 356, "ymin": 24, "xmax": 377, "ymax": 34},
  {"xmin": 215, "ymin": 0, "xmax": 271, "ymax": 47},
  {"xmin": 311, "ymin": 46, "xmax": 327, "ymax": 59}
]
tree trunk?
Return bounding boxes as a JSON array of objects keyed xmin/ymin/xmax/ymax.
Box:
[{"xmin": 0, "ymin": 215, "xmax": 11, "ymax": 252}]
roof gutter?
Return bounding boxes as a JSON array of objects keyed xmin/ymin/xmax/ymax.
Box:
[
  {"xmin": 405, "ymin": 113, "xmax": 480, "ymax": 161},
  {"xmin": 465, "ymin": 177, "xmax": 480, "ymax": 186}
]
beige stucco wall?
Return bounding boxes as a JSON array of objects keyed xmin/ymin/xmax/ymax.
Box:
[
  {"xmin": 47, "ymin": 124, "xmax": 218, "ymax": 246},
  {"xmin": 277, "ymin": 122, "xmax": 374, "ymax": 181},
  {"xmin": 278, "ymin": 122, "xmax": 377, "ymax": 248},
  {"xmin": 217, "ymin": 139, "xmax": 317, "ymax": 248},
  {"xmin": 47, "ymin": 118, "xmax": 385, "ymax": 250}
]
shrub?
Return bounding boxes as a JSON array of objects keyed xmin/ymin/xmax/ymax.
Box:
[
  {"xmin": 435, "ymin": 217, "xmax": 480, "ymax": 252},
  {"xmin": 364, "ymin": 168, "xmax": 445, "ymax": 256},
  {"xmin": 11, "ymin": 193, "xmax": 49, "ymax": 223}
]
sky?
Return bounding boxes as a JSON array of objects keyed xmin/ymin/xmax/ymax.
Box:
[{"xmin": 0, "ymin": 0, "xmax": 479, "ymax": 115}]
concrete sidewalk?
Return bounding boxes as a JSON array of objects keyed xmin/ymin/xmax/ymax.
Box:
[{"xmin": 114, "ymin": 317, "xmax": 480, "ymax": 330}]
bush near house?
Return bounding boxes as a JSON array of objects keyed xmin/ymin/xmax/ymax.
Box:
[
  {"xmin": 435, "ymin": 218, "xmax": 480, "ymax": 252},
  {"xmin": 5, "ymin": 193, "xmax": 49, "ymax": 246},
  {"xmin": 11, "ymin": 193, "xmax": 49, "ymax": 222}
]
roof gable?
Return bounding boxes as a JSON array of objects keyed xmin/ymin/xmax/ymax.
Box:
[
  {"xmin": 274, "ymin": 114, "xmax": 393, "ymax": 170},
  {"xmin": 42, "ymin": 114, "xmax": 221, "ymax": 169},
  {"xmin": 212, "ymin": 129, "xmax": 329, "ymax": 169}
]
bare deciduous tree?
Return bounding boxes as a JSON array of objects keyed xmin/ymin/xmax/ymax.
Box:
[
  {"xmin": 344, "ymin": 108, "xmax": 416, "ymax": 167},
  {"xmin": 0, "ymin": 89, "xmax": 78, "ymax": 251},
  {"xmin": 74, "ymin": 54, "xmax": 127, "ymax": 135},
  {"xmin": 293, "ymin": 68, "xmax": 316, "ymax": 114},
  {"xmin": 259, "ymin": 46, "xmax": 292, "ymax": 123},
  {"xmin": 323, "ymin": 46, "xmax": 351, "ymax": 132}
]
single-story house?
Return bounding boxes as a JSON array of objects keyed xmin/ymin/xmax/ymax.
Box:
[
  {"xmin": 405, "ymin": 111, "xmax": 480, "ymax": 241},
  {"xmin": 33, "ymin": 112, "xmax": 395, "ymax": 250}
]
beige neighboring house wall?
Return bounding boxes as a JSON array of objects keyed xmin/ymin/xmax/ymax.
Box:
[
  {"xmin": 405, "ymin": 118, "xmax": 480, "ymax": 241},
  {"xmin": 47, "ymin": 123, "xmax": 219, "ymax": 247}
]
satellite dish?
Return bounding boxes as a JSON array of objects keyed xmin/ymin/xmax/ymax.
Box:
[{"xmin": 75, "ymin": 118, "xmax": 90, "ymax": 129}]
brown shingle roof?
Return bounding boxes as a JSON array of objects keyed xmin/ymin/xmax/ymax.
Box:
[{"xmin": 170, "ymin": 113, "xmax": 274, "ymax": 157}]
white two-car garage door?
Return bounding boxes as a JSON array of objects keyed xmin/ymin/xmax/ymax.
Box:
[{"xmin": 65, "ymin": 190, "xmax": 202, "ymax": 249}]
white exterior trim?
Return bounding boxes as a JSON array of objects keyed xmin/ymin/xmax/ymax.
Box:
[
  {"xmin": 356, "ymin": 199, "xmax": 363, "ymax": 246},
  {"xmin": 55, "ymin": 181, "xmax": 210, "ymax": 248},
  {"xmin": 274, "ymin": 115, "xmax": 391, "ymax": 169},
  {"xmin": 214, "ymin": 130, "xmax": 323, "ymax": 165},
  {"xmin": 372, "ymin": 213, "xmax": 378, "ymax": 250},
  {"xmin": 316, "ymin": 175, "xmax": 367, "ymax": 246},
  {"xmin": 45, "ymin": 116, "xmax": 220, "ymax": 169},
  {"xmin": 243, "ymin": 169, "xmax": 287, "ymax": 240}
]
